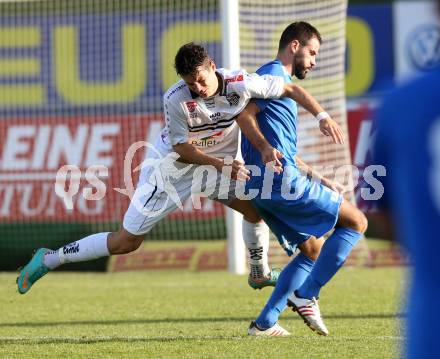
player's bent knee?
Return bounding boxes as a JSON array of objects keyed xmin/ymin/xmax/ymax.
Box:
[
  {"xmin": 353, "ymin": 210, "xmax": 368, "ymax": 234},
  {"xmin": 340, "ymin": 202, "xmax": 368, "ymax": 234},
  {"xmin": 360, "ymin": 212, "xmax": 368, "ymax": 233},
  {"xmin": 299, "ymin": 236, "xmax": 323, "ymax": 261},
  {"xmin": 108, "ymin": 230, "xmax": 144, "ymax": 254},
  {"xmin": 121, "ymin": 236, "xmax": 144, "ymax": 254},
  {"xmin": 243, "ymin": 215, "xmax": 262, "ymax": 224},
  {"xmin": 239, "ymin": 206, "xmax": 261, "ymax": 223},
  {"xmin": 303, "ymin": 247, "xmax": 320, "ymax": 261}
]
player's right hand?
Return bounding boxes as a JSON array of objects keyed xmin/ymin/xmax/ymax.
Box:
[
  {"xmin": 232, "ymin": 159, "xmax": 250, "ymax": 181},
  {"xmin": 219, "ymin": 158, "xmax": 250, "ymax": 181},
  {"xmin": 319, "ymin": 117, "xmax": 344, "ymax": 144}
]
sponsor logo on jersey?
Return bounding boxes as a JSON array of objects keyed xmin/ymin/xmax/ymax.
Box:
[
  {"xmin": 224, "ymin": 74, "xmax": 244, "ymax": 87},
  {"xmin": 165, "ymin": 83, "xmax": 186, "ymax": 100},
  {"xmin": 63, "ymin": 242, "xmax": 80, "ymax": 255},
  {"xmin": 191, "ymin": 138, "xmax": 219, "ymax": 147},
  {"xmin": 192, "ymin": 137, "xmax": 218, "ymax": 147},
  {"xmin": 191, "ymin": 130, "xmax": 224, "ymax": 147},
  {"xmin": 225, "ymin": 92, "xmax": 240, "ymax": 106},
  {"xmin": 185, "ymin": 101, "xmax": 198, "ymax": 113},
  {"xmin": 203, "ymin": 97, "xmax": 216, "ymax": 109},
  {"xmin": 209, "ymin": 112, "xmax": 222, "ymax": 119}
]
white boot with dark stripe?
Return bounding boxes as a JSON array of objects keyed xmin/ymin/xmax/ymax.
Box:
[
  {"xmin": 248, "ymin": 321, "xmax": 290, "ymax": 337},
  {"xmin": 287, "ymin": 291, "xmax": 329, "ymax": 336}
]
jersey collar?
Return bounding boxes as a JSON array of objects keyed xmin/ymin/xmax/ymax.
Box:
[{"xmin": 274, "ymin": 59, "xmax": 292, "ymax": 81}]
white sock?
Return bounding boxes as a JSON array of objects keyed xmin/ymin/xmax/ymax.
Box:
[
  {"xmin": 43, "ymin": 250, "xmax": 61, "ymax": 270},
  {"xmin": 242, "ymin": 219, "xmax": 270, "ymax": 278},
  {"xmin": 43, "ymin": 232, "xmax": 110, "ymax": 269}
]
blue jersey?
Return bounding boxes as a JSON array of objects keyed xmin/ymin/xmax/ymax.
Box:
[
  {"xmin": 241, "ymin": 60, "xmax": 298, "ymax": 187},
  {"xmin": 374, "ymin": 66, "xmax": 440, "ymax": 359},
  {"xmin": 241, "ymin": 60, "xmax": 342, "ymax": 254}
]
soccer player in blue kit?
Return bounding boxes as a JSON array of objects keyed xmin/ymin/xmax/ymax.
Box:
[
  {"xmin": 374, "ymin": 1, "xmax": 440, "ymax": 356},
  {"xmin": 239, "ymin": 22, "xmax": 368, "ymax": 336}
]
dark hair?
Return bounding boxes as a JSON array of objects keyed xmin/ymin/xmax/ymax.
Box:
[
  {"xmin": 278, "ymin": 21, "xmax": 322, "ymax": 51},
  {"xmin": 174, "ymin": 42, "xmax": 211, "ymax": 76}
]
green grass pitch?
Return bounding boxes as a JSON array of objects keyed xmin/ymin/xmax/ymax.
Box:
[{"xmin": 0, "ymin": 267, "xmax": 404, "ymax": 358}]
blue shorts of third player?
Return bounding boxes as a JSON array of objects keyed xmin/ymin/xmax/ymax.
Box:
[{"xmin": 251, "ymin": 175, "xmax": 343, "ymax": 256}]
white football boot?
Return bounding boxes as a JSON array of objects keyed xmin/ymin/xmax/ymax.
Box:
[
  {"xmin": 248, "ymin": 321, "xmax": 290, "ymax": 337},
  {"xmin": 287, "ymin": 291, "xmax": 329, "ymax": 336}
]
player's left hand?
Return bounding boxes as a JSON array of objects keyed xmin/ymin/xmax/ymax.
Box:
[
  {"xmin": 322, "ymin": 177, "xmax": 345, "ymax": 194},
  {"xmin": 260, "ymin": 146, "xmax": 284, "ymax": 174},
  {"xmin": 319, "ymin": 117, "xmax": 344, "ymax": 144},
  {"xmin": 330, "ymin": 181, "xmax": 345, "ymax": 194}
]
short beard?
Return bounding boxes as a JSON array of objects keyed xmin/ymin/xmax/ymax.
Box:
[
  {"xmin": 294, "ymin": 68, "xmax": 306, "ymax": 80},
  {"xmin": 293, "ymin": 58, "xmax": 307, "ymax": 80}
]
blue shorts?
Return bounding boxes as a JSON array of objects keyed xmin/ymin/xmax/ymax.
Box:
[{"xmin": 251, "ymin": 175, "xmax": 342, "ymax": 256}]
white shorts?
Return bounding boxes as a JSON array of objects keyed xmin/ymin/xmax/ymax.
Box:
[{"xmin": 123, "ymin": 151, "xmax": 238, "ymax": 235}]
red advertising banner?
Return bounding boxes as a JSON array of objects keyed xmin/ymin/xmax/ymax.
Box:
[
  {"xmin": 0, "ymin": 115, "xmax": 225, "ymax": 222},
  {"xmin": 0, "ymin": 106, "xmax": 379, "ymax": 221},
  {"xmin": 347, "ymin": 104, "xmax": 378, "ymax": 213}
]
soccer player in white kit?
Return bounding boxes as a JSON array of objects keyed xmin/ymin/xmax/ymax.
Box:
[{"xmin": 17, "ymin": 43, "xmax": 343, "ymax": 295}]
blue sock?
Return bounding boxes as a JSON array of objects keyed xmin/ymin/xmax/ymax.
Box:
[
  {"xmin": 297, "ymin": 227, "xmax": 362, "ymax": 299},
  {"xmin": 255, "ymin": 253, "xmax": 315, "ymax": 329}
]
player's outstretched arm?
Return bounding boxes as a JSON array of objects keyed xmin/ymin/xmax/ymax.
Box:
[
  {"xmin": 172, "ymin": 142, "xmax": 250, "ymax": 181},
  {"xmin": 236, "ymin": 101, "xmax": 284, "ymax": 174},
  {"xmin": 282, "ymin": 83, "xmax": 345, "ymax": 144}
]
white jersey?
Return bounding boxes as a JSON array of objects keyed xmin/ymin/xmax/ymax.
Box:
[
  {"xmin": 124, "ymin": 68, "xmax": 284, "ymax": 235},
  {"xmin": 156, "ymin": 68, "xmax": 285, "ymax": 158}
]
